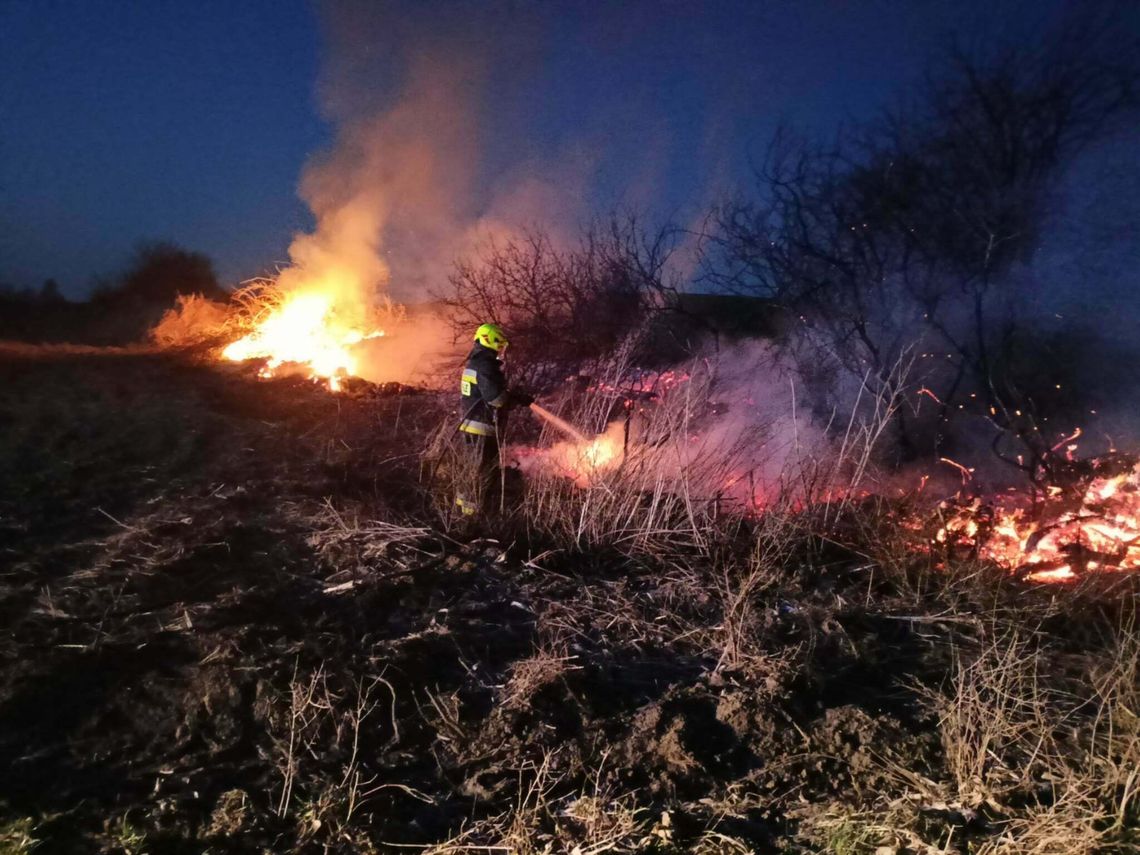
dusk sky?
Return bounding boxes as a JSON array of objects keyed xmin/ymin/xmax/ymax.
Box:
[{"xmin": 1, "ymin": 0, "xmax": 1136, "ymax": 303}]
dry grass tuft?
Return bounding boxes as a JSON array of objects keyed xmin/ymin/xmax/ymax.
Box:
[
  {"xmin": 856, "ymin": 621, "xmax": 1140, "ymax": 854},
  {"xmin": 264, "ymin": 661, "xmax": 401, "ymax": 846},
  {"xmin": 500, "ymin": 644, "xmax": 581, "ymax": 711},
  {"xmin": 419, "ymin": 750, "xmax": 659, "ymax": 855},
  {"xmin": 0, "ymin": 814, "xmax": 40, "ymax": 855},
  {"xmin": 149, "ymin": 293, "xmax": 233, "ymax": 347}
]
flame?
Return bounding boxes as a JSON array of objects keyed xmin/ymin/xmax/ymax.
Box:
[
  {"xmin": 936, "ymin": 457, "xmax": 1140, "ymax": 583},
  {"xmin": 579, "ymin": 433, "xmax": 621, "ymax": 470},
  {"xmin": 548, "ymin": 421, "xmax": 626, "ymax": 486},
  {"xmin": 221, "ymin": 288, "xmax": 383, "ymax": 391}
]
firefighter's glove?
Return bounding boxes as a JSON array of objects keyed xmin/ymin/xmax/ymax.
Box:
[{"xmin": 508, "ymin": 390, "xmax": 535, "ymax": 408}]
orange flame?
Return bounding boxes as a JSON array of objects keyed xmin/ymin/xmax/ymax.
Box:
[
  {"xmin": 548, "ymin": 421, "xmax": 625, "ymax": 487},
  {"xmin": 221, "ymin": 289, "xmax": 383, "ymax": 391}
]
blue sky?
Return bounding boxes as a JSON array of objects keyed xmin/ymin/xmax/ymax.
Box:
[
  {"xmin": 0, "ymin": 0, "xmax": 325, "ymax": 294},
  {"xmin": 0, "ymin": 0, "xmax": 1133, "ymax": 298}
]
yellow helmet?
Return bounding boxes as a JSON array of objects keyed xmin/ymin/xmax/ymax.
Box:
[{"xmin": 474, "ymin": 322, "xmax": 508, "ymax": 352}]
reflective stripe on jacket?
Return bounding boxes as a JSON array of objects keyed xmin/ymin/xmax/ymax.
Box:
[{"xmin": 459, "ymin": 343, "xmax": 507, "ymax": 436}]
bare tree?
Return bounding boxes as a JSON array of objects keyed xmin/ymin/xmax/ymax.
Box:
[
  {"xmin": 443, "ymin": 216, "xmax": 681, "ymax": 389},
  {"xmin": 710, "ymin": 23, "xmax": 1137, "ymax": 481}
]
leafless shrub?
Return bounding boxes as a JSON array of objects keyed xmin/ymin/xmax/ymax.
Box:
[
  {"xmin": 709, "ymin": 26, "xmax": 1138, "ymax": 477},
  {"xmin": 419, "ymin": 749, "xmax": 661, "ymax": 855},
  {"xmin": 874, "ymin": 622, "xmax": 1140, "ymax": 854},
  {"xmin": 443, "ymin": 216, "xmax": 679, "ymax": 391},
  {"xmin": 500, "ymin": 643, "xmax": 581, "ymax": 712}
]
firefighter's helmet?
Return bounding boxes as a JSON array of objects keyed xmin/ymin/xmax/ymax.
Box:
[{"xmin": 474, "ymin": 322, "xmax": 508, "ymax": 352}]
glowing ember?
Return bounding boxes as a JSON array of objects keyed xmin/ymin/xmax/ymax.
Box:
[
  {"xmin": 221, "ymin": 291, "xmax": 383, "ymax": 391},
  {"xmin": 936, "ymin": 456, "xmax": 1140, "ymax": 583},
  {"xmin": 1023, "ymin": 566, "xmax": 1077, "ymax": 584}
]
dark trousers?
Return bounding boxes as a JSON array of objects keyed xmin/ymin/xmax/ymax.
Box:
[{"xmin": 455, "ymin": 432, "xmax": 501, "ymax": 515}]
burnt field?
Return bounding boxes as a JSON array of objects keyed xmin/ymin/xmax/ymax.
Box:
[{"xmin": 1, "ymin": 347, "xmax": 1138, "ymax": 854}]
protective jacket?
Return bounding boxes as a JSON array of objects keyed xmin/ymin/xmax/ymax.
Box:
[{"xmin": 458, "ymin": 343, "xmax": 508, "ymax": 437}]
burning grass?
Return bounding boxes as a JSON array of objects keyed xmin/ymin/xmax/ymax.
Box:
[
  {"xmin": 507, "ymin": 356, "xmax": 757, "ymax": 553},
  {"xmin": 501, "ymin": 346, "xmax": 911, "ymax": 561}
]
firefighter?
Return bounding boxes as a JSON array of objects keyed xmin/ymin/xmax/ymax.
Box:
[{"xmin": 455, "ymin": 322, "xmax": 532, "ymax": 515}]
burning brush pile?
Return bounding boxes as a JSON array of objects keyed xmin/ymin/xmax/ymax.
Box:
[
  {"xmin": 219, "ymin": 278, "xmax": 391, "ymax": 391},
  {"xmin": 936, "ymin": 453, "xmax": 1140, "ymax": 583},
  {"xmin": 152, "ymin": 274, "xmax": 411, "ymax": 392}
]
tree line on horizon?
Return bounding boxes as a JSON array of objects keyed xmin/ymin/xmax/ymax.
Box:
[{"xmin": 0, "ymin": 242, "xmax": 227, "ymax": 346}]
